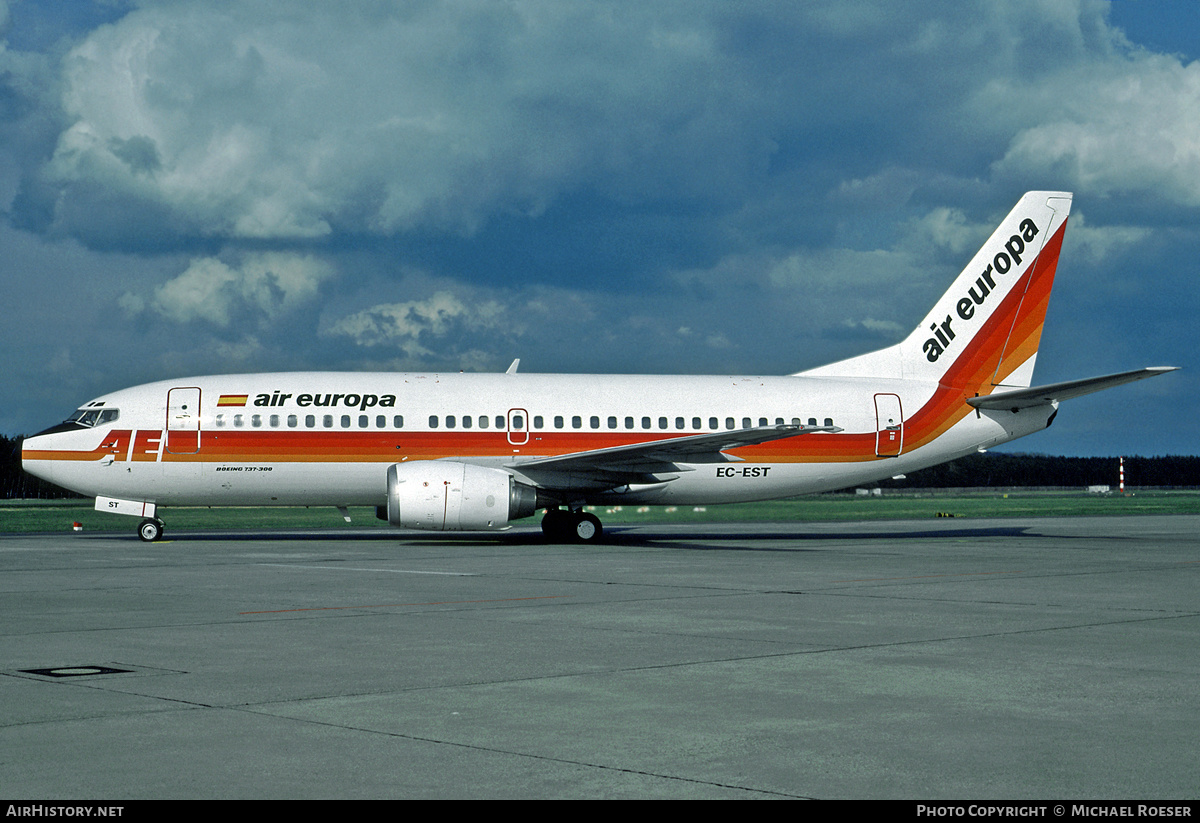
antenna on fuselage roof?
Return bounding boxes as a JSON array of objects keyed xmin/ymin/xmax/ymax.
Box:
[{"xmin": 506, "ymin": 359, "xmax": 520, "ymax": 374}]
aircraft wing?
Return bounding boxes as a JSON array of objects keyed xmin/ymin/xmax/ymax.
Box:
[
  {"xmin": 507, "ymin": 424, "xmax": 839, "ymax": 488},
  {"xmin": 966, "ymin": 367, "xmax": 1178, "ymax": 411}
]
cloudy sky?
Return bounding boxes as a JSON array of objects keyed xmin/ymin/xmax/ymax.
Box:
[{"xmin": 1, "ymin": 0, "xmax": 1196, "ymax": 458}]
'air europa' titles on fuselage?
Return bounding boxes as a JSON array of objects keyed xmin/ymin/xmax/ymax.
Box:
[
  {"xmin": 922, "ymin": 217, "xmax": 1042, "ymax": 363},
  {"xmin": 249, "ymin": 391, "xmax": 398, "ymax": 411}
]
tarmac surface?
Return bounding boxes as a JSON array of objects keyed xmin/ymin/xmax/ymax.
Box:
[{"xmin": 1, "ymin": 515, "xmax": 1198, "ymax": 799}]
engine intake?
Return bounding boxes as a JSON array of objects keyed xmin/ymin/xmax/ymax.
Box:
[{"xmin": 386, "ymin": 461, "xmax": 538, "ymax": 531}]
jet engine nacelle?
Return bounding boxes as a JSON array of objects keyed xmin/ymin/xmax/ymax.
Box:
[{"xmin": 386, "ymin": 461, "xmax": 538, "ymax": 531}]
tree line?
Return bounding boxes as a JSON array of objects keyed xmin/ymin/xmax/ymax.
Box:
[
  {"xmin": 3, "ymin": 433, "xmax": 1198, "ymax": 500},
  {"xmin": 884, "ymin": 452, "xmax": 1200, "ymax": 489}
]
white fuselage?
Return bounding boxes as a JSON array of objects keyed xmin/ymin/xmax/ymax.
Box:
[{"xmin": 21, "ymin": 370, "xmax": 1052, "ymax": 510}]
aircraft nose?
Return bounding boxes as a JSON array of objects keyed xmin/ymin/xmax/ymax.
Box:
[
  {"xmin": 21, "ymin": 431, "xmax": 48, "ymax": 467},
  {"xmin": 20, "ymin": 426, "xmax": 69, "ymax": 464},
  {"xmin": 19, "ymin": 429, "xmax": 74, "ymax": 490}
]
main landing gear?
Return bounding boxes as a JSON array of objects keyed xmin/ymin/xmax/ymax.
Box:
[
  {"xmin": 137, "ymin": 518, "xmax": 165, "ymax": 542},
  {"xmin": 540, "ymin": 508, "xmax": 603, "ymax": 543}
]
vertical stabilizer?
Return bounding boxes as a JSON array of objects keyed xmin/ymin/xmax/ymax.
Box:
[{"xmin": 797, "ymin": 191, "xmax": 1072, "ymax": 393}]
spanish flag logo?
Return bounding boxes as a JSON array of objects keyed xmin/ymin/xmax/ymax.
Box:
[{"xmin": 217, "ymin": 394, "xmax": 248, "ymax": 407}]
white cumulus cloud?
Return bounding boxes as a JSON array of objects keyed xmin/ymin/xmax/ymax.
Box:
[
  {"xmin": 133, "ymin": 251, "xmax": 334, "ymax": 326},
  {"xmin": 327, "ymin": 292, "xmax": 506, "ymax": 358},
  {"xmin": 992, "ymin": 55, "xmax": 1200, "ymax": 207}
]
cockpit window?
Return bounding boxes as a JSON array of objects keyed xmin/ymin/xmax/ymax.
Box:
[{"xmin": 66, "ymin": 408, "xmax": 120, "ymax": 427}]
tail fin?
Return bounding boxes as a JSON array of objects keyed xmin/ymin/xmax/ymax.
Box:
[{"xmin": 798, "ymin": 191, "xmax": 1073, "ymax": 392}]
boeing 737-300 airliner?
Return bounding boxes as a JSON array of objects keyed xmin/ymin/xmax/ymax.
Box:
[{"xmin": 22, "ymin": 192, "xmax": 1176, "ymax": 542}]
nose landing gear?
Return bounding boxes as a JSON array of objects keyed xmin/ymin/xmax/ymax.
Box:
[{"xmin": 137, "ymin": 518, "xmax": 165, "ymax": 542}]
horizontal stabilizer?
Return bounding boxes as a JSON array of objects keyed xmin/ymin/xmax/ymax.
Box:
[{"xmin": 966, "ymin": 367, "xmax": 1178, "ymax": 411}]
